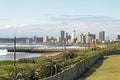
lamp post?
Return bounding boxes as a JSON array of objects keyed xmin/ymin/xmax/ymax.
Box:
[{"xmin": 14, "ymin": 36, "xmax": 16, "ymax": 66}]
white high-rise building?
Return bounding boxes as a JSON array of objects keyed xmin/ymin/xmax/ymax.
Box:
[
  {"xmin": 77, "ymin": 33, "xmax": 85, "ymax": 43},
  {"xmin": 43, "ymin": 36, "xmax": 48, "ymax": 43},
  {"xmin": 56, "ymin": 37, "xmax": 60, "ymax": 43},
  {"xmin": 71, "ymin": 30, "xmax": 76, "ymax": 43},
  {"xmin": 85, "ymin": 32, "xmax": 95, "ymax": 43}
]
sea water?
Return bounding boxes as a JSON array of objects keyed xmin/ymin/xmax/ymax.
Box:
[
  {"xmin": 0, "ymin": 44, "xmax": 84, "ymax": 60},
  {"xmin": 0, "ymin": 44, "xmax": 44, "ymax": 60}
]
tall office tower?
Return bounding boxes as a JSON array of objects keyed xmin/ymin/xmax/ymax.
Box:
[
  {"xmin": 117, "ymin": 35, "xmax": 120, "ymax": 39},
  {"xmin": 65, "ymin": 32, "xmax": 68, "ymax": 43},
  {"xmin": 60, "ymin": 31, "xmax": 65, "ymax": 43},
  {"xmin": 65, "ymin": 32, "xmax": 68, "ymax": 39},
  {"xmin": 34, "ymin": 36, "xmax": 37, "ymax": 43},
  {"xmin": 43, "ymin": 36, "xmax": 48, "ymax": 43},
  {"xmin": 67, "ymin": 35, "xmax": 71, "ymax": 43},
  {"xmin": 56, "ymin": 37, "xmax": 60, "ymax": 43},
  {"xmin": 99, "ymin": 31, "xmax": 105, "ymax": 42},
  {"xmin": 77, "ymin": 33, "xmax": 85, "ymax": 43},
  {"xmin": 71, "ymin": 30, "xmax": 76, "ymax": 43},
  {"xmin": 85, "ymin": 32, "xmax": 96, "ymax": 43},
  {"xmin": 85, "ymin": 32, "xmax": 90, "ymax": 43}
]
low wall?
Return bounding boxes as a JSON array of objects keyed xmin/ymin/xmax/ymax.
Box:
[
  {"xmin": 41, "ymin": 50, "xmax": 120, "ymax": 80},
  {"xmin": 42, "ymin": 53, "xmax": 103, "ymax": 80},
  {"xmin": 102, "ymin": 50, "xmax": 120, "ymax": 55}
]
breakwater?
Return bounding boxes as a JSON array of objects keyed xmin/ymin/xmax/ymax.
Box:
[
  {"xmin": 7, "ymin": 48, "xmax": 63, "ymax": 53},
  {"xmin": 7, "ymin": 48, "xmax": 85, "ymax": 53}
]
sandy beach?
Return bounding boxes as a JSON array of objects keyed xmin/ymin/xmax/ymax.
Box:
[
  {"xmin": 42, "ymin": 48, "xmax": 87, "ymax": 57},
  {"xmin": 42, "ymin": 52, "xmax": 63, "ymax": 57}
]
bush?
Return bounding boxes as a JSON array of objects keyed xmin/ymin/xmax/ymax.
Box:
[
  {"xmin": 17, "ymin": 58, "xmax": 36, "ymax": 63},
  {"xmin": 1, "ymin": 67, "xmax": 38, "ymax": 80},
  {"xmin": 36, "ymin": 58, "xmax": 62, "ymax": 78},
  {"xmin": 62, "ymin": 50, "xmax": 77, "ymax": 61}
]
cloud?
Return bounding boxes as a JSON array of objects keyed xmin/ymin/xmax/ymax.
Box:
[
  {"xmin": 116, "ymin": 32, "xmax": 120, "ymax": 35},
  {"xmin": 0, "ymin": 25, "xmax": 14, "ymax": 30},
  {"xmin": 4, "ymin": 25, "xmax": 13, "ymax": 29},
  {"xmin": 49, "ymin": 15, "xmax": 120, "ymax": 22},
  {"xmin": 0, "ymin": 15, "xmax": 120, "ymax": 39}
]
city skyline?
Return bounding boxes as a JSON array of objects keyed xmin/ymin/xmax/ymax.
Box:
[{"xmin": 0, "ymin": 0, "xmax": 120, "ymax": 39}]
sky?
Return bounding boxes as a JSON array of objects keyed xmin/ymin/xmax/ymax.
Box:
[{"xmin": 0, "ymin": 0, "xmax": 120, "ymax": 39}]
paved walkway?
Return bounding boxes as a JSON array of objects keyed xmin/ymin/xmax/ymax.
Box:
[{"xmin": 79, "ymin": 55, "xmax": 120, "ymax": 80}]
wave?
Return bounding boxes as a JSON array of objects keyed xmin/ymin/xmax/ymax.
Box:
[{"xmin": 0, "ymin": 49, "xmax": 8, "ymax": 55}]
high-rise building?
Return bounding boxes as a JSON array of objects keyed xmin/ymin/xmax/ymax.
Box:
[
  {"xmin": 71, "ymin": 30, "xmax": 76, "ymax": 43},
  {"xmin": 85, "ymin": 32, "xmax": 96, "ymax": 43},
  {"xmin": 43, "ymin": 36, "xmax": 48, "ymax": 43},
  {"xmin": 34, "ymin": 36, "xmax": 37, "ymax": 43},
  {"xmin": 77, "ymin": 33, "xmax": 85, "ymax": 43},
  {"xmin": 99, "ymin": 31, "xmax": 105, "ymax": 42},
  {"xmin": 117, "ymin": 35, "xmax": 120, "ymax": 39},
  {"xmin": 56, "ymin": 37, "xmax": 60, "ymax": 43},
  {"xmin": 60, "ymin": 31, "xmax": 65, "ymax": 43}
]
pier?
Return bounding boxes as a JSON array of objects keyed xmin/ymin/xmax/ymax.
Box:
[
  {"xmin": 7, "ymin": 48, "xmax": 64, "ymax": 53},
  {"xmin": 7, "ymin": 48, "xmax": 85, "ymax": 53}
]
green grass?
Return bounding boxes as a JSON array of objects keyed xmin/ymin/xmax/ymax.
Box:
[
  {"xmin": 79, "ymin": 55, "xmax": 120, "ymax": 80},
  {"xmin": 0, "ymin": 61, "xmax": 36, "ymax": 77}
]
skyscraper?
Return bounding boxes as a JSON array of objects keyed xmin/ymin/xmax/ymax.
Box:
[
  {"xmin": 43, "ymin": 36, "xmax": 48, "ymax": 43},
  {"xmin": 117, "ymin": 35, "xmax": 120, "ymax": 39},
  {"xmin": 71, "ymin": 30, "xmax": 76, "ymax": 43},
  {"xmin": 85, "ymin": 32, "xmax": 96, "ymax": 43},
  {"xmin": 99, "ymin": 31, "xmax": 105, "ymax": 42},
  {"xmin": 60, "ymin": 31, "xmax": 65, "ymax": 43},
  {"xmin": 34, "ymin": 36, "xmax": 37, "ymax": 43},
  {"xmin": 77, "ymin": 33, "xmax": 85, "ymax": 43}
]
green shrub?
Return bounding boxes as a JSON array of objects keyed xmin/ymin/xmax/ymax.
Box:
[
  {"xmin": 36, "ymin": 58, "xmax": 62, "ymax": 78},
  {"xmin": 17, "ymin": 58, "xmax": 36, "ymax": 63}
]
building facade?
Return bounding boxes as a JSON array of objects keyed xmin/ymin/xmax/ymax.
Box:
[
  {"xmin": 99, "ymin": 31, "xmax": 105, "ymax": 42},
  {"xmin": 71, "ymin": 30, "xmax": 76, "ymax": 43},
  {"xmin": 85, "ymin": 32, "xmax": 96, "ymax": 43},
  {"xmin": 43, "ymin": 36, "xmax": 48, "ymax": 43},
  {"xmin": 60, "ymin": 31, "xmax": 65, "ymax": 43}
]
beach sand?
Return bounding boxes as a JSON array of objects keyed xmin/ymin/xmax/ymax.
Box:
[
  {"xmin": 42, "ymin": 52, "xmax": 63, "ymax": 57},
  {"xmin": 42, "ymin": 48, "xmax": 87, "ymax": 57}
]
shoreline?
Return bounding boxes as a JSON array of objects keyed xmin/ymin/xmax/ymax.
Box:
[{"xmin": 42, "ymin": 52, "xmax": 63, "ymax": 57}]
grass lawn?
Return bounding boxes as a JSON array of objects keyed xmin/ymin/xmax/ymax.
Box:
[{"xmin": 79, "ymin": 55, "xmax": 120, "ymax": 80}]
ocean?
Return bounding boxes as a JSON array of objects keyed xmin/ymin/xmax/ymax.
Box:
[
  {"xmin": 0, "ymin": 44, "xmax": 46, "ymax": 60},
  {"xmin": 0, "ymin": 44, "xmax": 84, "ymax": 60}
]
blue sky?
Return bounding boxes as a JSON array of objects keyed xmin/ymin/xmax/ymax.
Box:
[{"xmin": 0, "ymin": 0, "xmax": 120, "ymax": 39}]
